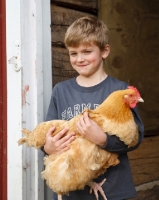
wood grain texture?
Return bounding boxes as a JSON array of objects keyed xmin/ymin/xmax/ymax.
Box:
[
  {"xmin": 51, "ymin": 0, "xmax": 97, "ymax": 9},
  {"xmin": 128, "ymin": 135, "xmax": 159, "ymax": 186},
  {"xmin": 52, "ymin": 47, "xmax": 72, "ymax": 70},
  {"xmin": 130, "ymin": 185, "xmax": 159, "ymax": 200},
  {"xmin": 52, "ymin": 47, "xmax": 78, "ymax": 86}
]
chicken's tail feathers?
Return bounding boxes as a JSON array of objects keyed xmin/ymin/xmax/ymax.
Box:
[
  {"xmin": 17, "ymin": 128, "xmax": 31, "ymax": 146},
  {"xmin": 18, "ymin": 137, "xmax": 28, "ymax": 146},
  {"xmin": 22, "ymin": 128, "xmax": 31, "ymax": 136}
]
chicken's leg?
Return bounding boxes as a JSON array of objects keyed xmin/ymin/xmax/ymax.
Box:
[
  {"xmin": 88, "ymin": 179, "xmax": 107, "ymax": 200},
  {"xmin": 58, "ymin": 194, "xmax": 62, "ymax": 200}
]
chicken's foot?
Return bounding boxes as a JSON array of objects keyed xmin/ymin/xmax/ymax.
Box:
[{"xmin": 88, "ymin": 179, "xmax": 107, "ymax": 200}]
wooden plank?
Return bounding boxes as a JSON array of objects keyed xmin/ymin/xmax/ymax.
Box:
[
  {"xmin": 130, "ymin": 185, "xmax": 159, "ymax": 200},
  {"xmin": 51, "ymin": 25, "xmax": 68, "ymax": 44},
  {"xmin": 52, "ymin": 47, "xmax": 72, "ymax": 70},
  {"xmin": 53, "ymin": 59, "xmax": 73, "ymax": 71},
  {"xmin": 51, "ymin": 5, "xmax": 95, "ymax": 25},
  {"xmin": 128, "ymin": 136, "xmax": 159, "ymax": 186},
  {"xmin": 52, "ymin": 47, "xmax": 69, "ymax": 61},
  {"xmin": 53, "ymin": 66, "xmax": 78, "ymax": 77},
  {"xmin": 53, "ymin": 71, "xmax": 77, "ymax": 86},
  {"xmin": 51, "ymin": 0, "xmax": 97, "ymax": 9}
]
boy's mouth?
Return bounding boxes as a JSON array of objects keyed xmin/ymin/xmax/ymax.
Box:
[{"xmin": 77, "ymin": 64, "xmax": 88, "ymax": 67}]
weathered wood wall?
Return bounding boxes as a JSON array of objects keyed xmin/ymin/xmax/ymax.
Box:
[
  {"xmin": 50, "ymin": 0, "xmax": 159, "ymax": 199},
  {"xmin": 128, "ymin": 135, "xmax": 159, "ymax": 199}
]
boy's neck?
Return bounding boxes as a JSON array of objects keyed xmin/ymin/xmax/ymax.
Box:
[{"xmin": 76, "ymin": 72, "xmax": 108, "ymax": 87}]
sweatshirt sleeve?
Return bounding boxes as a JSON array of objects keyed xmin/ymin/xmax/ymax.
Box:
[
  {"xmin": 101, "ymin": 106, "xmax": 144, "ymax": 154},
  {"xmin": 45, "ymin": 89, "xmax": 58, "ymax": 121}
]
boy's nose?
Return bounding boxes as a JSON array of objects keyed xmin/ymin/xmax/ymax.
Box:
[{"xmin": 77, "ymin": 54, "xmax": 84, "ymax": 62}]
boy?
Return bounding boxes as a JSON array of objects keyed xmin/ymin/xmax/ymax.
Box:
[{"xmin": 43, "ymin": 16, "xmax": 144, "ymax": 200}]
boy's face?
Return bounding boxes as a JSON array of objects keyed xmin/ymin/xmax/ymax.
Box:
[{"xmin": 68, "ymin": 43, "xmax": 110, "ymax": 77}]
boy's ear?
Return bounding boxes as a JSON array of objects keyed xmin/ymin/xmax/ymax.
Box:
[{"xmin": 102, "ymin": 44, "xmax": 110, "ymax": 59}]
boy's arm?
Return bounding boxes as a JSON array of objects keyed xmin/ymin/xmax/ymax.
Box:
[
  {"xmin": 76, "ymin": 106, "xmax": 144, "ymax": 153},
  {"xmin": 101, "ymin": 106, "xmax": 144, "ymax": 153},
  {"xmin": 41, "ymin": 91, "xmax": 75, "ymax": 155},
  {"xmin": 46, "ymin": 93, "xmax": 58, "ymax": 121}
]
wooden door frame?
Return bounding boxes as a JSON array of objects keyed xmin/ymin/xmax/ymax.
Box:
[{"xmin": 0, "ymin": 0, "xmax": 7, "ymax": 199}]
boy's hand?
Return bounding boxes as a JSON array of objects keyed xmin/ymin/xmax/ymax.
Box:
[
  {"xmin": 76, "ymin": 112, "xmax": 107, "ymax": 146},
  {"xmin": 44, "ymin": 126, "xmax": 75, "ymax": 155}
]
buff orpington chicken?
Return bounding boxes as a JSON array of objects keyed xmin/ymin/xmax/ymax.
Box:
[{"xmin": 18, "ymin": 86, "xmax": 144, "ymax": 200}]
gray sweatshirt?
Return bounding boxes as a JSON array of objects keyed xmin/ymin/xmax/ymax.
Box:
[{"xmin": 46, "ymin": 75, "xmax": 144, "ymax": 200}]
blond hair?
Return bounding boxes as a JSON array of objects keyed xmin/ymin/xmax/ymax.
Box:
[{"xmin": 64, "ymin": 16, "xmax": 109, "ymax": 50}]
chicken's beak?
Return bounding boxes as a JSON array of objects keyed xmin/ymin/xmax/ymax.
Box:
[{"xmin": 138, "ymin": 97, "xmax": 144, "ymax": 102}]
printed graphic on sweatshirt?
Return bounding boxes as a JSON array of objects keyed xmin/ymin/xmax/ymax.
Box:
[{"xmin": 61, "ymin": 103, "xmax": 99, "ymax": 120}]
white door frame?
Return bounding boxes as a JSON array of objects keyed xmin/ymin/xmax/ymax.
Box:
[{"xmin": 6, "ymin": 0, "xmax": 52, "ymax": 199}]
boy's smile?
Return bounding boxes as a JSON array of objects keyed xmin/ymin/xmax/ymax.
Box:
[{"xmin": 68, "ymin": 43, "xmax": 110, "ymax": 79}]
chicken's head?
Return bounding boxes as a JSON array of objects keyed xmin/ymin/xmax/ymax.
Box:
[{"xmin": 124, "ymin": 86, "xmax": 144, "ymax": 108}]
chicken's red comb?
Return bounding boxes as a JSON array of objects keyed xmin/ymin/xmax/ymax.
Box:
[{"xmin": 128, "ymin": 86, "xmax": 140, "ymax": 97}]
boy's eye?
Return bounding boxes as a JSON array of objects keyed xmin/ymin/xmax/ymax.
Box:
[
  {"xmin": 69, "ymin": 52, "xmax": 77, "ymax": 56},
  {"xmin": 84, "ymin": 50, "xmax": 91, "ymax": 54}
]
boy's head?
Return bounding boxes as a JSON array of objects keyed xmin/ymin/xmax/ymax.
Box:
[{"xmin": 64, "ymin": 16, "xmax": 109, "ymax": 51}]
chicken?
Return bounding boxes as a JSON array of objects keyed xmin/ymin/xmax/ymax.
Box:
[{"xmin": 18, "ymin": 86, "xmax": 144, "ymax": 200}]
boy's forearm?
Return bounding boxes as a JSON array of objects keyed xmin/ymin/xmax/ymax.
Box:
[
  {"xmin": 98, "ymin": 131, "xmax": 107, "ymax": 147},
  {"xmin": 101, "ymin": 128, "xmax": 143, "ymax": 154}
]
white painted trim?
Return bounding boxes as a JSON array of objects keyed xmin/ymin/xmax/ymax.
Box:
[
  {"xmin": 6, "ymin": 0, "xmax": 52, "ymax": 199},
  {"xmin": 6, "ymin": 0, "xmax": 23, "ymax": 199}
]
